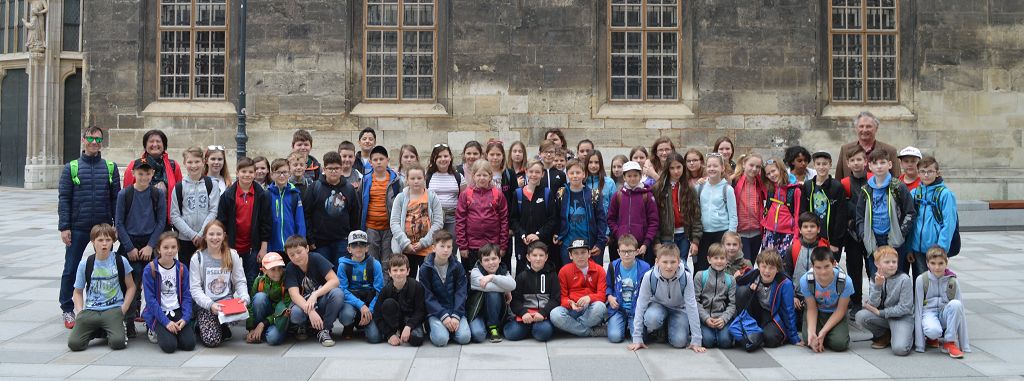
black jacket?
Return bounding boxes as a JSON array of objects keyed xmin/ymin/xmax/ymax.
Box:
[
  {"xmin": 374, "ymin": 278, "xmax": 427, "ymax": 330},
  {"xmin": 510, "ymin": 262, "xmax": 560, "ymax": 318},
  {"xmin": 801, "ymin": 176, "xmax": 848, "ymax": 247},
  {"xmin": 217, "ymin": 182, "xmax": 273, "ymax": 251},
  {"xmin": 58, "ymin": 152, "xmax": 121, "ymax": 232},
  {"xmin": 510, "ymin": 186, "xmax": 560, "ymax": 247},
  {"xmin": 302, "ymin": 177, "xmax": 361, "ymax": 245}
]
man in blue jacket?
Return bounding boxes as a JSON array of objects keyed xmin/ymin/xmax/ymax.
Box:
[{"xmin": 58, "ymin": 126, "xmax": 121, "ymax": 329}]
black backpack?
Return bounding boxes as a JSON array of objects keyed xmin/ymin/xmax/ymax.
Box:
[
  {"xmin": 84, "ymin": 254, "xmax": 128, "ymax": 295},
  {"xmin": 342, "ymin": 259, "xmax": 378, "ymax": 304}
]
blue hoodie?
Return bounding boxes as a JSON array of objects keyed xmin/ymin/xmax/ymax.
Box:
[
  {"xmin": 337, "ymin": 255, "xmax": 384, "ymax": 309},
  {"xmin": 868, "ymin": 173, "xmax": 893, "ymax": 235},
  {"xmin": 419, "ymin": 252, "xmax": 468, "ymax": 320},
  {"xmin": 360, "ymin": 167, "xmax": 403, "ymax": 230},
  {"xmin": 907, "ymin": 178, "xmax": 958, "ymax": 253},
  {"xmin": 267, "ymin": 182, "xmax": 306, "ymax": 252}
]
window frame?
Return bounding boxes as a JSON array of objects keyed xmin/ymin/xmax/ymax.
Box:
[
  {"xmin": 362, "ymin": 0, "xmax": 439, "ymax": 103},
  {"xmin": 606, "ymin": 0, "xmax": 683, "ymax": 103},
  {"xmin": 1, "ymin": 0, "xmax": 27, "ymax": 55},
  {"xmin": 827, "ymin": 0, "xmax": 900, "ymax": 104},
  {"xmin": 155, "ymin": 0, "xmax": 231, "ymax": 101}
]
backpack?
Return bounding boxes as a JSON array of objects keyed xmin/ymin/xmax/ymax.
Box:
[
  {"xmin": 175, "ymin": 176, "xmax": 215, "ymax": 212},
  {"xmin": 764, "ymin": 183, "xmax": 801, "ymax": 230},
  {"xmin": 649, "ymin": 268, "xmax": 688, "ymax": 299},
  {"xmin": 515, "ymin": 187, "xmax": 550, "ymax": 214},
  {"xmin": 788, "ymin": 238, "xmax": 830, "ymax": 274},
  {"xmin": 342, "ymin": 259, "xmax": 378, "ymax": 304},
  {"xmin": 697, "ymin": 181, "xmax": 730, "ymax": 216},
  {"xmin": 698, "ymin": 270, "xmax": 733, "ymax": 290},
  {"xmin": 922, "ymin": 276, "xmax": 958, "ymax": 306},
  {"xmin": 465, "ymin": 186, "xmax": 502, "ymax": 211},
  {"xmin": 124, "ymin": 186, "xmax": 162, "ymax": 222},
  {"xmin": 804, "ymin": 269, "xmax": 847, "ymax": 305},
  {"xmin": 70, "ymin": 159, "xmax": 115, "ymax": 185},
  {"xmin": 914, "ymin": 185, "xmax": 961, "ymax": 257},
  {"xmin": 84, "ymin": 254, "xmax": 128, "ymax": 295}
]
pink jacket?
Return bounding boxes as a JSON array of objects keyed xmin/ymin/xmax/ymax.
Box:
[{"xmin": 455, "ymin": 185, "xmax": 510, "ymax": 250}]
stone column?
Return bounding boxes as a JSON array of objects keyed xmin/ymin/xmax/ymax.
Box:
[{"xmin": 23, "ymin": 0, "xmax": 63, "ymax": 189}]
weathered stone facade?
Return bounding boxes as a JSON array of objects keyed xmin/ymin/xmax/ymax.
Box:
[{"xmin": 81, "ymin": 0, "xmax": 1024, "ymax": 199}]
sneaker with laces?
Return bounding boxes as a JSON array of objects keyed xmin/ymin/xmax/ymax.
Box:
[
  {"xmin": 318, "ymin": 330, "xmax": 335, "ymax": 347},
  {"xmin": 926, "ymin": 339, "xmax": 940, "ymax": 348},
  {"xmin": 942, "ymin": 342, "xmax": 964, "ymax": 358},
  {"xmin": 63, "ymin": 312, "xmax": 76, "ymax": 329},
  {"xmin": 589, "ymin": 325, "xmax": 607, "ymax": 338},
  {"xmin": 147, "ymin": 328, "xmax": 159, "ymax": 344},
  {"xmin": 488, "ymin": 327, "xmax": 503, "ymax": 343},
  {"xmin": 295, "ymin": 326, "xmax": 309, "ymax": 341}
]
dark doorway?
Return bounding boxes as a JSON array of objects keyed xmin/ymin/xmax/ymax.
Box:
[
  {"xmin": 63, "ymin": 70, "xmax": 83, "ymax": 164},
  {"xmin": 0, "ymin": 68, "xmax": 28, "ymax": 187}
]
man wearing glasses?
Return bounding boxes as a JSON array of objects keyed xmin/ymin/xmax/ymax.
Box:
[{"xmin": 57, "ymin": 126, "xmax": 122, "ymax": 330}]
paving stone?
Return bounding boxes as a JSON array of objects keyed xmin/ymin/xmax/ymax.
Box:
[
  {"xmin": 181, "ymin": 354, "xmax": 236, "ymax": 368},
  {"xmin": 550, "ymin": 353, "xmax": 648, "ymax": 381},
  {"xmin": 962, "ymin": 316, "xmax": 1024, "ymax": 340},
  {"xmin": 637, "ymin": 347, "xmax": 743, "ymax": 380},
  {"xmin": 310, "ymin": 358, "xmax": 412, "ymax": 380},
  {"xmin": 286, "ymin": 340, "xmax": 417, "ymax": 359},
  {"xmin": 971, "ymin": 339, "xmax": 1023, "ymax": 362},
  {"xmin": 0, "ymin": 299, "xmax": 25, "ymax": 312},
  {"xmin": 93, "ymin": 343, "xmax": 195, "ymax": 367},
  {"xmin": 454, "ymin": 370, "xmax": 551, "ymax": 381},
  {"xmin": 121, "ymin": 367, "xmax": 220, "ymax": 380},
  {"xmin": 213, "ymin": 356, "xmax": 323, "ymax": 381},
  {"xmin": 416, "ymin": 344, "xmax": 461, "ymax": 358},
  {"xmin": 405, "ymin": 357, "xmax": 458, "ymax": 381},
  {"xmin": 0, "ymin": 349, "xmax": 64, "ymax": 364},
  {"xmin": 0, "ymin": 363, "xmax": 84, "ymax": 378},
  {"xmin": 0, "ymin": 300, "xmax": 58, "ymax": 322},
  {"xmin": 0, "ymin": 321, "xmax": 45, "ymax": 340},
  {"xmin": 50, "ymin": 349, "xmax": 112, "ymax": 365},
  {"xmin": 769, "ymin": 349, "xmax": 889, "ymax": 380},
  {"xmin": 858, "ymin": 350, "xmax": 983, "ymax": 378},
  {"xmin": 721, "ymin": 347, "xmax": 782, "ymax": 369},
  {"xmin": 739, "ymin": 367, "xmax": 796, "ymax": 380},
  {"xmin": 68, "ymin": 365, "xmax": 130, "ymax": 379},
  {"xmin": 457, "ymin": 345, "xmax": 549, "ymax": 370}
]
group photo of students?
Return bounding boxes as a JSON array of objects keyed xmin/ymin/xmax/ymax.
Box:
[{"xmin": 57, "ymin": 110, "xmax": 968, "ymax": 360}]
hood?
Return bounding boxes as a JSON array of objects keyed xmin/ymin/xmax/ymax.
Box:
[
  {"xmin": 868, "ymin": 173, "xmax": 892, "ymax": 190},
  {"xmin": 338, "ymin": 255, "xmax": 372, "ymax": 267},
  {"xmin": 269, "ymin": 182, "xmax": 300, "ymax": 195},
  {"xmin": 523, "ymin": 261, "xmax": 557, "ymax": 276},
  {"xmin": 926, "ymin": 268, "xmax": 957, "ymax": 281},
  {"xmin": 423, "ymin": 252, "xmax": 456, "ymax": 270},
  {"xmin": 620, "ymin": 183, "xmax": 651, "ymax": 195},
  {"xmin": 653, "ymin": 264, "xmax": 684, "ymax": 282},
  {"xmin": 474, "ymin": 260, "xmax": 510, "ymax": 276}
]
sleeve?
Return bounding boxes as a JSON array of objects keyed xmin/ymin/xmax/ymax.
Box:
[
  {"xmin": 338, "ymin": 263, "xmax": 361, "ymax": 308},
  {"xmin": 57, "ymin": 164, "xmax": 72, "ymax": 231},
  {"xmin": 834, "ymin": 146, "xmax": 849, "ymax": 180},
  {"xmin": 302, "ymin": 185, "xmax": 317, "ymax": 243},
  {"xmin": 559, "ymin": 268, "xmax": 572, "ymax": 308},
  {"xmin": 684, "ymin": 271, "xmax": 703, "ymax": 345},
  {"xmin": 202, "ymin": 185, "xmax": 220, "ymax": 241},
  {"xmin": 216, "ymin": 190, "xmax": 229, "ymax": 227},
  {"xmin": 591, "ymin": 268, "xmax": 607, "ymax": 303},
  {"xmin": 170, "ymin": 184, "xmax": 194, "ymax": 238},
  {"xmin": 798, "ymin": 277, "xmax": 811, "ymax": 300},
  {"xmin": 148, "ymin": 189, "xmax": 168, "ymax": 248},
  {"xmin": 420, "ymin": 271, "xmax": 445, "ymax": 319},
  {"xmin": 691, "ymin": 198, "xmax": 704, "ymax": 245},
  {"xmin": 453, "ymin": 268, "xmax": 468, "ymax": 319},
  {"xmin": 722, "ymin": 276, "xmax": 737, "ymax": 323},
  {"xmin": 937, "ymin": 189, "xmax": 957, "ymax": 251},
  {"xmin": 469, "ymin": 268, "xmax": 483, "ymax": 291},
  {"xmin": 421, "ymin": 192, "xmax": 445, "ymax": 247},
  {"xmin": 407, "ymin": 283, "xmax": 427, "ymax": 329},
  {"xmin": 172, "ymin": 161, "xmax": 184, "ymax": 187},
  {"xmin": 390, "ymin": 193, "xmax": 412, "ymax": 252},
  {"xmin": 540, "ymin": 272, "xmax": 561, "ymax": 318},
  {"xmin": 114, "ymin": 191, "xmax": 134, "ymax": 251},
  {"xmin": 180, "ymin": 267, "xmax": 193, "ymax": 323},
  {"xmin": 631, "ymin": 272, "xmax": 653, "ymax": 344},
  {"xmin": 726, "ymin": 185, "xmax": 738, "ymax": 232},
  {"xmin": 110, "ymin": 162, "xmax": 123, "ymax": 217},
  {"xmin": 189, "ymin": 255, "xmax": 214, "ymax": 310},
  {"xmin": 510, "ymin": 190, "xmax": 525, "ymax": 239},
  {"xmin": 607, "ymin": 192, "xmax": 620, "ymax": 238},
  {"xmin": 594, "ymin": 197, "xmax": 609, "ymax": 251},
  {"xmin": 644, "ymin": 193, "xmax": 660, "ymax": 247},
  {"xmin": 854, "ymin": 189, "xmax": 867, "ymax": 242},
  {"xmin": 489, "ymin": 273, "xmax": 517, "ymax": 292},
  {"xmin": 283, "ymin": 266, "xmax": 299, "ymax": 290},
  {"xmin": 695, "ymin": 272, "xmax": 711, "ymax": 323},
  {"xmin": 369, "ymin": 260, "xmax": 385, "ymax": 310},
  {"xmin": 867, "ymin": 279, "xmax": 882, "ymax": 307},
  {"xmin": 780, "ymin": 281, "xmax": 801, "ymax": 344},
  {"xmin": 349, "ymin": 187, "xmax": 362, "ymax": 234},
  {"xmin": 539, "ymin": 190, "xmax": 560, "ymax": 240},
  {"xmin": 231, "ymin": 252, "xmax": 250, "ymax": 304},
  {"xmin": 142, "ymin": 265, "xmax": 171, "ymax": 327},
  {"xmin": 295, "ymin": 194, "xmax": 307, "ymax": 238},
  {"xmin": 605, "ymin": 264, "xmax": 615, "ymax": 302},
  {"xmin": 841, "ymin": 273, "xmax": 855, "ymax": 299},
  {"xmin": 881, "ymin": 276, "xmax": 914, "ymax": 319},
  {"xmin": 510, "ymin": 273, "xmax": 528, "ymax": 317},
  {"xmin": 831, "ymin": 183, "xmax": 849, "ymax": 246},
  {"xmin": 455, "ymin": 191, "xmax": 469, "ymax": 249},
  {"xmin": 898, "ymin": 185, "xmax": 917, "ymax": 238},
  {"xmin": 497, "ymin": 191, "xmax": 510, "ymax": 249}
]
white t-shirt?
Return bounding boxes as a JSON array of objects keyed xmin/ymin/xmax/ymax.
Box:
[
  {"xmin": 158, "ymin": 264, "xmax": 180, "ymax": 312},
  {"xmin": 429, "ymin": 172, "xmax": 461, "ymax": 210}
]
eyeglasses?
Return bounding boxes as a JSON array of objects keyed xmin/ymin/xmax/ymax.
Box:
[
  {"xmin": 273, "ymin": 170, "xmax": 290, "ymax": 177},
  {"xmin": 84, "ymin": 136, "xmax": 103, "ymax": 143},
  {"xmin": 324, "ymin": 167, "xmax": 343, "ymax": 173},
  {"xmin": 207, "ymin": 145, "xmax": 225, "ymax": 151},
  {"xmin": 919, "ymin": 169, "xmax": 938, "ymax": 176}
]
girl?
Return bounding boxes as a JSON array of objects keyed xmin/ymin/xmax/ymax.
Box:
[
  {"xmin": 761, "ymin": 159, "xmax": 802, "ymax": 254},
  {"xmin": 576, "ymin": 139, "xmax": 594, "ymax": 159},
  {"xmin": 784, "ymin": 145, "xmax": 816, "ymax": 184},
  {"xmin": 170, "ymin": 146, "xmax": 220, "ymax": 266},
  {"xmin": 511, "ymin": 161, "xmax": 560, "ymax": 272},
  {"xmin": 653, "ymin": 153, "xmax": 703, "ymax": 270},
  {"xmin": 507, "ymin": 141, "xmax": 528, "ymax": 188},
  {"xmin": 426, "ymin": 144, "xmax": 465, "ymax": 254},
  {"xmin": 143, "ymin": 232, "xmax": 195, "ymax": 353},
  {"xmin": 713, "ymin": 136, "xmax": 737, "ymax": 172},
  {"xmin": 733, "ymin": 153, "xmax": 768, "ymax": 262},
  {"xmin": 485, "ymin": 139, "xmax": 518, "ymax": 269},
  {"xmin": 455, "ymin": 160, "xmax": 510, "ymax": 275},
  {"xmin": 721, "ymin": 231, "xmax": 751, "ymax": 277},
  {"xmin": 554, "ymin": 160, "xmax": 608, "ymax": 265},
  {"xmin": 585, "ymin": 151, "xmax": 616, "ymax": 216},
  {"xmin": 646, "ymin": 137, "xmax": 676, "ymax": 182},
  {"xmin": 683, "ymin": 149, "xmax": 705, "ymax": 187},
  {"xmin": 695, "ymin": 153, "xmax": 737, "ymax": 273},
  {"xmin": 457, "ymin": 141, "xmax": 483, "ymax": 176},
  {"xmin": 204, "ymin": 146, "xmax": 230, "ymax": 193},
  {"xmin": 397, "ymin": 144, "xmax": 421, "ymax": 184},
  {"xmin": 610, "ymin": 154, "xmax": 628, "ymax": 193},
  {"xmin": 629, "ymin": 146, "xmax": 653, "ymax": 187},
  {"xmin": 253, "ymin": 156, "xmax": 270, "ymax": 189},
  {"xmin": 391, "ymin": 164, "xmax": 444, "ymax": 276},
  {"xmin": 189, "ymin": 221, "xmax": 249, "ymax": 348}
]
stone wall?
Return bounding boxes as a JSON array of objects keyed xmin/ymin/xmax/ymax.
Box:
[{"xmin": 81, "ymin": 0, "xmax": 1024, "ymax": 199}]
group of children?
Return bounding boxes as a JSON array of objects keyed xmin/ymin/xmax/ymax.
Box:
[{"xmin": 65, "ymin": 126, "xmax": 968, "ymax": 360}]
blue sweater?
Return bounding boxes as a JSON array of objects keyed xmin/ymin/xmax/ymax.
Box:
[
  {"xmin": 267, "ymin": 182, "xmax": 306, "ymax": 252},
  {"xmin": 907, "ymin": 178, "xmax": 958, "ymax": 253},
  {"xmin": 115, "ymin": 186, "xmax": 167, "ymax": 250}
]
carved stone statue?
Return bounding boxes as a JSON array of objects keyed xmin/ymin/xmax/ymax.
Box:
[{"xmin": 23, "ymin": 0, "xmax": 48, "ymax": 54}]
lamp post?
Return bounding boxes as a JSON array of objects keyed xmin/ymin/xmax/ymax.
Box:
[{"xmin": 235, "ymin": 0, "xmax": 248, "ymax": 161}]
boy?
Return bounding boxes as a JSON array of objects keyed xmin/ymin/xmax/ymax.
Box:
[
  {"xmin": 338, "ymin": 230, "xmax": 385, "ymax": 343},
  {"xmin": 170, "ymin": 147, "xmax": 220, "ymax": 266},
  {"xmin": 115, "ymin": 157, "xmax": 167, "ymax": 337},
  {"xmin": 247, "ymin": 252, "xmax": 292, "ymax": 346},
  {"xmin": 419, "ymin": 230, "xmax": 471, "ymax": 346},
  {"xmin": 841, "ymin": 146, "xmax": 871, "ymax": 319},
  {"xmin": 608, "ymin": 163, "xmax": 660, "ymax": 264},
  {"xmin": 217, "ymin": 157, "xmax": 273, "ymax": 287},
  {"xmin": 897, "ymin": 147, "xmax": 922, "ymax": 191},
  {"xmin": 552, "ymin": 149, "xmax": 568, "ymax": 172},
  {"xmin": 468, "ymin": 245, "xmax": 516, "ymax": 343},
  {"xmin": 292, "ymin": 129, "xmax": 322, "ymax": 182},
  {"xmin": 303, "ymin": 151, "xmax": 361, "ymax": 266},
  {"xmin": 551, "ymin": 239, "xmax": 608, "ymax": 337},
  {"xmin": 288, "ymin": 151, "xmax": 313, "ymax": 194},
  {"xmin": 504, "ymin": 242, "xmax": 560, "ymax": 342},
  {"xmin": 626, "ymin": 245, "xmax": 704, "ymax": 352},
  {"xmin": 788, "ymin": 213, "xmax": 830, "ymax": 279},
  {"xmin": 801, "ymin": 151, "xmax": 847, "ymax": 258},
  {"xmin": 357, "ymin": 127, "xmax": 377, "ymax": 174},
  {"xmin": 696, "ymin": 244, "xmax": 736, "ymax": 349},
  {"xmin": 337, "ymin": 140, "xmax": 364, "ymax": 190},
  {"xmin": 606, "ymin": 234, "xmax": 652, "ymax": 343},
  {"xmin": 361, "ymin": 145, "xmax": 403, "ymax": 263},
  {"xmin": 68, "ymin": 224, "xmax": 136, "ymax": 351},
  {"xmin": 913, "ymin": 246, "xmax": 969, "ymax": 357},
  {"xmin": 284, "ymin": 236, "xmax": 345, "ymax": 347},
  {"xmin": 734, "ymin": 249, "xmax": 801, "ymax": 348},
  {"xmin": 906, "ymin": 156, "xmax": 959, "ymax": 279},
  {"xmin": 854, "ymin": 246, "xmax": 914, "ymax": 356},
  {"xmin": 375, "ymin": 255, "xmax": 427, "ymax": 347},
  {"xmin": 539, "ymin": 140, "xmax": 566, "ymax": 190},
  {"xmin": 799, "ymin": 248, "xmax": 854, "ymax": 352},
  {"xmin": 267, "ymin": 158, "xmax": 306, "ymax": 254},
  {"xmin": 855, "ymin": 148, "xmax": 916, "ymax": 277}
]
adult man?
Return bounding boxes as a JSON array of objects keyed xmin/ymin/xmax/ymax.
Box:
[
  {"xmin": 57, "ymin": 126, "xmax": 122, "ymax": 329},
  {"xmin": 835, "ymin": 111, "xmax": 900, "ymax": 180}
]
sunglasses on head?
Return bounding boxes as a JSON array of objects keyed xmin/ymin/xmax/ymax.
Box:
[
  {"xmin": 207, "ymin": 145, "xmax": 225, "ymax": 151},
  {"xmin": 433, "ymin": 143, "xmax": 449, "ymax": 148}
]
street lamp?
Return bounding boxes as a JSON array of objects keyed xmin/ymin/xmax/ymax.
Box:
[{"xmin": 235, "ymin": 0, "xmax": 248, "ymax": 161}]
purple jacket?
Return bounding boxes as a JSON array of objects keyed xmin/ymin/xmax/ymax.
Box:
[{"xmin": 608, "ymin": 185, "xmax": 660, "ymax": 248}]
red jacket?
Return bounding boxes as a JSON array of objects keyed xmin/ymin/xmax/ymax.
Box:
[
  {"xmin": 558, "ymin": 260, "xmax": 607, "ymax": 308},
  {"xmin": 455, "ymin": 185, "xmax": 509, "ymax": 250},
  {"xmin": 761, "ymin": 182, "xmax": 802, "ymax": 235},
  {"xmin": 123, "ymin": 152, "xmax": 183, "ymax": 223}
]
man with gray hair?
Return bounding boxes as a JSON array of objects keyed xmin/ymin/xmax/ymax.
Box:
[{"xmin": 835, "ymin": 111, "xmax": 900, "ymax": 179}]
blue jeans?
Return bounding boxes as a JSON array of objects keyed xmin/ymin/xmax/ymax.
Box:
[
  {"xmin": 607, "ymin": 309, "xmax": 635, "ymax": 343},
  {"xmin": 290, "ymin": 288, "xmax": 344, "ymax": 332},
  {"xmin": 503, "ymin": 320, "xmax": 554, "ymax": 342},
  {"xmin": 340, "ymin": 302, "xmax": 382, "ymax": 343},
  {"xmin": 701, "ymin": 324, "xmax": 734, "ymax": 349},
  {"xmin": 60, "ymin": 229, "xmax": 92, "ymax": 313},
  {"xmin": 427, "ymin": 315, "xmax": 471, "ymax": 347},
  {"xmin": 550, "ymin": 302, "xmax": 607, "ymax": 337},
  {"xmin": 642, "ymin": 303, "xmax": 692, "ymax": 348},
  {"xmin": 240, "ymin": 248, "xmax": 260, "ymax": 291},
  {"xmin": 672, "ymin": 233, "xmax": 691, "ymax": 271},
  {"xmin": 251, "ymin": 292, "xmax": 286, "ymax": 345},
  {"xmin": 470, "ymin": 292, "xmax": 505, "ymax": 342},
  {"xmin": 313, "ymin": 239, "xmax": 348, "ymax": 269}
]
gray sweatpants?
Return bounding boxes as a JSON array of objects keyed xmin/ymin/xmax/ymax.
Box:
[
  {"xmin": 366, "ymin": 228, "xmax": 394, "ymax": 266},
  {"xmin": 855, "ymin": 310, "xmax": 914, "ymax": 356},
  {"xmin": 922, "ymin": 300, "xmax": 964, "ymax": 344}
]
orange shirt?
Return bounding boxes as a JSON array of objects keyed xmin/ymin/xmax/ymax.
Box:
[
  {"xmin": 405, "ymin": 192, "xmax": 432, "ymax": 256},
  {"xmin": 366, "ymin": 177, "xmax": 389, "ymax": 230}
]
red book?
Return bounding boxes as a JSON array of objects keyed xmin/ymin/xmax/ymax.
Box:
[{"xmin": 219, "ymin": 298, "xmax": 247, "ymax": 315}]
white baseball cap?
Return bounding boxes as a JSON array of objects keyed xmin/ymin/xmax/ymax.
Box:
[
  {"xmin": 898, "ymin": 146, "xmax": 922, "ymax": 159},
  {"xmin": 622, "ymin": 161, "xmax": 643, "ymax": 174}
]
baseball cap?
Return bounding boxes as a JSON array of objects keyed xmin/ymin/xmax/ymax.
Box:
[
  {"xmin": 811, "ymin": 151, "xmax": 832, "ymax": 161},
  {"xmin": 622, "ymin": 161, "xmax": 642, "ymax": 174},
  {"xmin": 132, "ymin": 157, "xmax": 154, "ymax": 170},
  {"xmin": 261, "ymin": 252, "xmax": 285, "ymax": 269},
  {"xmin": 370, "ymin": 145, "xmax": 389, "ymax": 158},
  {"xmin": 898, "ymin": 146, "xmax": 922, "ymax": 159},
  {"xmin": 348, "ymin": 230, "xmax": 369, "ymax": 245},
  {"xmin": 568, "ymin": 239, "xmax": 590, "ymax": 250}
]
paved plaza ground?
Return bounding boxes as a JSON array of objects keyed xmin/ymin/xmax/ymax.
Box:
[{"xmin": 1, "ymin": 188, "xmax": 1023, "ymax": 380}]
